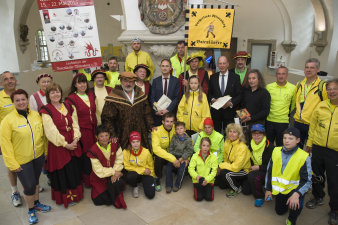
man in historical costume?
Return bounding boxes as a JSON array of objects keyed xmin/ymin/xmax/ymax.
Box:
[
  {"xmin": 105, "ymin": 56, "xmax": 121, "ymax": 88},
  {"xmin": 229, "ymin": 51, "xmax": 251, "ymax": 86},
  {"xmin": 170, "ymin": 41, "xmax": 189, "ymax": 78},
  {"xmin": 101, "ymin": 72, "xmax": 154, "ymax": 149},
  {"xmin": 90, "ymin": 69, "xmax": 113, "ymax": 125},
  {"xmin": 179, "ymin": 51, "xmax": 209, "ymax": 96},
  {"xmin": 125, "ymin": 38, "xmax": 155, "ymax": 81}
]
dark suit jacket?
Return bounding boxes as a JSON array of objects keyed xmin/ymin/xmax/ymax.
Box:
[
  {"xmin": 150, "ymin": 75, "xmax": 180, "ymax": 112},
  {"xmin": 208, "ymin": 71, "xmax": 242, "ymax": 117}
]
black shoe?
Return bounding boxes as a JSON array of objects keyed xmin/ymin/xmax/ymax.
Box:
[
  {"xmin": 328, "ymin": 210, "xmax": 338, "ymax": 225},
  {"xmin": 305, "ymin": 198, "xmax": 324, "ymax": 209}
]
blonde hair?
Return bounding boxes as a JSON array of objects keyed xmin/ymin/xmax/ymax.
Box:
[
  {"xmin": 225, "ymin": 123, "xmax": 246, "ymax": 144},
  {"xmin": 185, "ymin": 75, "xmax": 203, "ymax": 103}
]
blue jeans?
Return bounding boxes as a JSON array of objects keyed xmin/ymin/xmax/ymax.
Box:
[{"xmin": 165, "ymin": 161, "xmax": 186, "ymax": 188}]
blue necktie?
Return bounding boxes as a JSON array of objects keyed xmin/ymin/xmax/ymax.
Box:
[{"xmin": 221, "ymin": 74, "xmax": 225, "ymax": 96}]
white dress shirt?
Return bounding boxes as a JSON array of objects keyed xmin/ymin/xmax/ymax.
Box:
[
  {"xmin": 218, "ymin": 70, "xmax": 229, "ymax": 93},
  {"xmin": 123, "ymin": 89, "xmax": 135, "ymax": 104}
]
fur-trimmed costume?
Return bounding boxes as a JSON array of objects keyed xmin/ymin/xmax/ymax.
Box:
[{"xmin": 101, "ymin": 85, "xmax": 154, "ymax": 149}]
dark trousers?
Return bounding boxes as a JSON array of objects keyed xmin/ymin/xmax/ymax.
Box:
[
  {"xmin": 154, "ymin": 155, "xmax": 168, "ymax": 180},
  {"xmin": 17, "ymin": 155, "xmax": 45, "ymax": 195},
  {"xmin": 165, "ymin": 161, "xmax": 186, "ymax": 188},
  {"xmin": 125, "ymin": 171, "xmax": 155, "ymax": 199},
  {"xmin": 294, "ymin": 121, "xmax": 309, "ymax": 149},
  {"xmin": 266, "ymin": 121, "xmax": 289, "ymax": 147},
  {"xmin": 193, "ymin": 183, "xmax": 214, "ymax": 201},
  {"xmin": 211, "ymin": 108, "xmax": 234, "ymax": 134},
  {"xmin": 242, "ymin": 170, "xmax": 266, "ymax": 199},
  {"xmin": 311, "ymin": 145, "xmax": 338, "ymax": 210},
  {"xmin": 219, "ymin": 169, "xmax": 247, "ymax": 192},
  {"xmin": 275, "ymin": 192, "xmax": 304, "ymax": 225},
  {"xmin": 93, "ymin": 179, "xmax": 124, "ymax": 206}
]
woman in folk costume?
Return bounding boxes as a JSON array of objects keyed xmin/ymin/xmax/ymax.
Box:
[
  {"xmin": 29, "ymin": 73, "xmax": 53, "ymax": 112},
  {"xmin": 40, "ymin": 83, "xmax": 83, "ymax": 208},
  {"xmin": 87, "ymin": 125, "xmax": 126, "ymax": 208},
  {"xmin": 65, "ymin": 73, "xmax": 97, "ymax": 187}
]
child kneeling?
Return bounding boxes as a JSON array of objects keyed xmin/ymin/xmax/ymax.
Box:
[
  {"xmin": 166, "ymin": 121, "xmax": 194, "ymax": 193},
  {"xmin": 265, "ymin": 127, "xmax": 312, "ymax": 225},
  {"xmin": 123, "ymin": 131, "xmax": 155, "ymax": 199},
  {"xmin": 188, "ymin": 137, "xmax": 218, "ymax": 201},
  {"xmin": 87, "ymin": 125, "xmax": 126, "ymax": 209}
]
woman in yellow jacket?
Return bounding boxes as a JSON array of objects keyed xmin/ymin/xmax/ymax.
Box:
[
  {"xmin": 218, "ymin": 123, "xmax": 251, "ymax": 198},
  {"xmin": 123, "ymin": 131, "xmax": 155, "ymax": 199},
  {"xmin": 0, "ymin": 89, "xmax": 51, "ymax": 224},
  {"xmin": 305, "ymin": 79, "xmax": 338, "ymax": 223},
  {"xmin": 177, "ymin": 75, "xmax": 211, "ymax": 136}
]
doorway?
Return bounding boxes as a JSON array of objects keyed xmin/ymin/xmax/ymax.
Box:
[{"xmin": 247, "ymin": 39, "xmax": 276, "ymax": 74}]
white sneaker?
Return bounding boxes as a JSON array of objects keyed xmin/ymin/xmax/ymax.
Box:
[
  {"xmin": 132, "ymin": 187, "xmax": 139, "ymax": 198},
  {"xmin": 11, "ymin": 192, "xmax": 22, "ymax": 207}
]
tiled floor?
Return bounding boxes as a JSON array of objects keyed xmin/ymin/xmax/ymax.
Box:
[{"xmin": 0, "ymin": 158, "xmax": 330, "ymax": 225}]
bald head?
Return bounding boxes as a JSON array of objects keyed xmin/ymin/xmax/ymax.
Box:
[{"xmin": 217, "ymin": 56, "xmax": 229, "ymax": 74}]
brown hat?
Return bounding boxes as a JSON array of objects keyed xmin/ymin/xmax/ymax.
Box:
[
  {"xmin": 118, "ymin": 72, "xmax": 138, "ymax": 81},
  {"xmin": 91, "ymin": 69, "xmax": 107, "ymax": 81},
  {"xmin": 133, "ymin": 64, "xmax": 151, "ymax": 77},
  {"xmin": 233, "ymin": 51, "xmax": 251, "ymax": 65}
]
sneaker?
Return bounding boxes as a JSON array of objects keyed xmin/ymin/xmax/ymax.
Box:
[
  {"xmin": 28, "ymin": 209, "xmax": 38, "ymax": 224},
  {"xmin": 173, "ymin": 186, "xmax": 179, "ymax": 192},
  {"xmin": 166, "ymin": 187, "xmax": 172, "ymax": 193},
  {"xmin": 226, "ymin": 189, "xmax": 238, "ymax": 198},
  {"xmin": 11, "ymin": 192, "xmax": 22, "ymax": 207},
  {"xmin": 305, "ymin": 198, "xmax": 324, "ymax": 209},
  {"xmin": 34, "ymin": 202, "xmax": 51, "ymax": 212},
  {"xmin": 39, "ymin": 186, "xmax": 44, "ymax": 193},
  {"xmin": 132, "ymin": 187, "xmax": 139, "ymax": 198},
  {"xmin": 329, "ymin": 210, "xmax": 338, "ymax": 225},
  {"xmin": 286, "ymin": 218, "xmax": 292, "ymax": 225},
  {"xmin": 254, "ymin": 198, "xmax": 264, "ymax": 207},
  {"xmin": 155, "ymin": 184, "xmax": 162, "ymax": 192}
]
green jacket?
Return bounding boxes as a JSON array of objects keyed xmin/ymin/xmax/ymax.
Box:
[
  {"xmin": 188, "ymin": 152, "xmax": 218, "ymax": 184},
  {"xmin": 168, "ymin": 134, "xmax": 194, "ymax": 160},
  {"xmin": 194, "ymin": 130, "xmax": 224, "ymax": 164}
]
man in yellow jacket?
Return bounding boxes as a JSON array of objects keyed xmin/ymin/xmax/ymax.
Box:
[
  {"xmin": 151, "ymin": 112, "xmax": 178, "ymax": 192},
  {"xmin": 292, "ymin": 58, "xmax": 327, "ymax": 148},
  {"xmin": 0, "ymin": 71, "xmax": 22, "ymax": 207},
  {"xmin": 125, "ymin": 38, "xmax": 155, "ymax": 81},
  {"xmin": 170, "ymin": 41, "xmax": 189, "ymax": 78},
  {"xmin": 305, "ymin": 79, "xmax": 338, "ymax": 224}
]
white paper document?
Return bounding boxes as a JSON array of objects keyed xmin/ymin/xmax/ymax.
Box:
[
  {"xmin": 211, "ymin": 96, "xmax": 232, "ymax": 110},
  {"xmin": 153, "ymin": 95, "xmax": 172, "ymax": 111}
]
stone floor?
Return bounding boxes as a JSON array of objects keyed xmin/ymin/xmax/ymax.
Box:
[{"xmin": 0, "ymin": 158, "xmax": 330, "ymax": 225}]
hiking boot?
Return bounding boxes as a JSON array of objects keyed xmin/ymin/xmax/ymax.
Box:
[
  {"xmin": 328, "ymin": 210, "xmax": 338, "ymax": 225},
  {"xmin": 166, "ymin": 187, "xmax": 172, "ymax": 193},
  {"xmin": 305, "ymin": 198, "xmax": 324, "ymax": 209},
  {"xmin": 28, "ymin": 209, "xmax": 38, "ymax": 224},
  {"xmin": 173, "ymin": 186, "xmax": 179, "ymax": 192},
  {"xmin": 132, "ymin": 187, "xmax": 139, "ymax": 198},
  {"xmin": 11, "ymin": 192, "xmax": 22, "ymax": 207},
  {"xmin": 34, "ymin": 202, "xmax": 51, "ymax": 212},
  {"xmin": 254, "ymin": 198, "xmax": 264, "ymax": 207}
]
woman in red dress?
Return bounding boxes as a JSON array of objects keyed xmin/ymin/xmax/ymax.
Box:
[
  {"xmin": 40, "ymin": 83, "xmax": 83, "ymax": 207},
  {"xmin": 65, "ymin": 73, "xmax": 97, "ymax": 187}
]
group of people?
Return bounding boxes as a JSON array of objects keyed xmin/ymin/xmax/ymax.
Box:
[{"xmin": 0, "ymin": 38, "xmax": 337, "ymax": 225}]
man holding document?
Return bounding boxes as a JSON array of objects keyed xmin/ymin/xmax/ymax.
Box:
[
  {"xmin": 208, "ymin": 56, "xmax": 242, "ymax": 133},
  {"xmin": 150, "ymin": 59, "xmax": 180, "ymax": 125}
]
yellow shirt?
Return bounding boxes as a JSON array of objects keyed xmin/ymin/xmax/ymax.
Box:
[{"xmin": 94, "ymin": 86, "xmax": 108, "ymax": 125}]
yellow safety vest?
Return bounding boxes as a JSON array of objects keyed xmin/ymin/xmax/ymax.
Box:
[{"xmin": 271, "ymin": 147, "xmax": 308, "ymax": 195}]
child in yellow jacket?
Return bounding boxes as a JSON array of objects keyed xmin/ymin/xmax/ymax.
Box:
[
  {"xmin": 177, "ymin": 75, "xmax": 211, "ymax": 136},
  {"xmin": 218, "ymin": 123, "xmax": 251, "ymax": 198},
  {"xmin": 188, "ymin": 137, "xmax": 218, "ymax": 201},
  {"xmin": 123, "ymin": 131, "xmax": 155, "ymax": 199}
]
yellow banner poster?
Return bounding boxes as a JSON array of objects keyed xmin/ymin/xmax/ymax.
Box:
[{"xmin": 188, "ymin": 8, "xmax": 235, "ymax": 49}]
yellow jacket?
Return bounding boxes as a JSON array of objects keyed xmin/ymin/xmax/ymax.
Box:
[
  {"xmin": 106, "ymin": 71, "xmax": 120, "ymax": 88},
  {"xmin": 307, "ymin": 100, "xmax": 338, "ymax": 151},
  {"xmin": 152, "ymin": 125, "xmax": 176, "ymax": 163},
  {"xmin": 177, "ymin": 91, "xmax": 211, "ymax": 132},
  {"xmin": 170, "ymin": 54, "xmax": 190, "ymax": 78},
  {"xmin": 123, "ymin": 147, "xmax": 155, "ymax": 177},
  {"xmin": 125, "ymin": 50, "xmax": 155, "ymax": 81},
  {"xmin": 0, "ymin": 90, "xmax": 14, "ymax": 123},
  {"xmin": 219, "ymin": 139, "xmax": 251, "ymax": 173},
  {"xmin": 293, "ymin": 77, "xmax": 327, "ymax": 124},
  {"xmin": 188, "ymin": 152, "xmax": 218, "ymax": 184},
  {"xmin": 0, "ymin": 109, "xmax": 45, "ymax": 171}
]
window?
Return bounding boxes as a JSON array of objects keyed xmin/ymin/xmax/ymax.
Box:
[{"xmin": 35, "ymin": 29, "xmax": 49, "ymax": 62}]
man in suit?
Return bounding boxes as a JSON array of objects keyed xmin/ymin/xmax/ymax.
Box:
[
  {"xmin": 150, "ymin": 59, "xmax": 180, "ymax": 126},
  {"xmin": 208, "ymin": 56, "xmax": 242, "ymax": 133}
]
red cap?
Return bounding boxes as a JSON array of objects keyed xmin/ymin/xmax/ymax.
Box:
[
  {"xmin": 203, "ymin": 118, "xmax": 214, "ymax": 127},
  {"xmin": 129, "ymin": 131, "xmax": 141, "ymax": 143}
]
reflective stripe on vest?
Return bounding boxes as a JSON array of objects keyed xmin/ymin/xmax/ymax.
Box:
[{"xmin": 271, "ymin": 147, "xmax": 308, "ymax": 195}]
